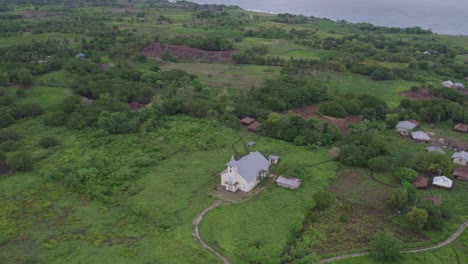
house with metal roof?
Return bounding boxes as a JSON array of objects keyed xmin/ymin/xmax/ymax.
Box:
[
  {"xmin": 220, "ymin": 151, "xmax": 270, "ymax": 192},
  {"xmin": 426, "ymin": 146, "xmax": 445, "ymax": 154},
  {"xmin": 276, "ymin": 176, "xmax": 301, "ymax": 190},
  {"xmin": 452, "ymin": 83, "xmax": 465, "ymax": 89},
  {"xmin": 268, "ymin": 155, "xmax": 279, "ymax": 164},
  {"xmin": 452, "ymin": 151, "xmax": 468, "ymax": 166},
  {"xmin": 442, "ymin": 80, "xmax": 454, "ymax": 88},
  {"xmin": 395, "ymin": 120, "xmax": 419, "ymax": 135},
  {"xmin": 432, "ymin": 176, "xmax": 453, "ymax": 190},
  {"xmin": 411, "ymin": 131, "xmax": 431, "ymax": 142}
]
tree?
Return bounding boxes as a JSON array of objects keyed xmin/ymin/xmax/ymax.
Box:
[
  {"xmin": 6, "ymin": 151, "xmax": 33, "ymax": 171},
  {"xmin": 395, "ymin": 167, "xmax": 418, "ymax": 183},
  {"xmin": 312, "ymin": 190, "xmax": 334, "ymax": 210},
  {"xmin": 414, "ymin": 152, "xmax": 452, "ymax": 176},
  {"xmin": 407, "ymin": 206, "xmax": 428, "ymax": 230},
  {"xmin": 385, "ymin": 113, "xmax": 399, "ymax": 128},
  {"xmin": 15, "ymin": 68, "xmax": 33, "ymax": 85},
  {"xmin": 389, "ymin": 188, "xmax": 408, "ymax": 209},
  {"xmin": 0, "ymin": 107, "xmax": 14, "ymax": 128},
  {"xmin": 369, "ymin": 232, "xmax": 402, "ymax": 262}
]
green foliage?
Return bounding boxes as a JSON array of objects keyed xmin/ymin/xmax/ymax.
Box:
[
  {"xmin": 407, "ymin": 206, "xmax": 428, "ymax": 230},
  {"xmin": 0, "ymin": 107, "xmax": 15, "ymax": 128},
  {"xmin": 390, "ymin": 188, "xmax": 408, "ymax": 209},
  {"xmin": 97, "ymin": 111, "xmax": 137, "ymax": 134},
  {"xmin": 0, "ymin": 128, "xmax": 20, "ymax": 143},
  {"xmin": 6, "ymin": 151, "xmax": 33, "ymax": 171},
  {"xmin": 39, "ymin": 137, "xmax": 61, "ymax": 148},
  {"xmin": 313, "ymin": 190, "xmax": 334, "ymax": 210},
  {"xmin": 368, "ymin": 156, "xmax": 395, "ymax": 172},
  {"xmin": 319, "ymin": 101, "xmax": 347, "ymax": 118},
  {"xmin": 15, "ymin": 88, "xmax": 25, "ymax": 98},
  {"xmin": 369, "ymin": 232, "xmax": 402, "ymax": 263},
  {"xmin": 395, "ymin": 167, "xmax": 418, "ymax": 183},
  {"xmin": 414, "ymin": 152, "xmax": 452, "ymax": 176}
]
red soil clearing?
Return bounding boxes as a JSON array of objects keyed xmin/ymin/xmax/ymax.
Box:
[
  {"xmin": 141, "ymin": 43, "xmax": 235, "ymax": 63},
  {"xmin": 291, "ymin": 104, "xmax": 363, "ymax": 135},
  {"xmin": 400, "ymin": 87, "xmax": 434, "ymax": 101}
]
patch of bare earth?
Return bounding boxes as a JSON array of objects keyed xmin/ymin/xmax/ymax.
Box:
[
  {"xmin": 141, "ymin": 43, "xmax": 235, "ymax": 64},
  {"xmin": 290, "ymin": 105, "xmax": 363, "ymax": 135},
  {"xmin": 400, "ymin": 87, "xmax": 434, "ymax": 101}
]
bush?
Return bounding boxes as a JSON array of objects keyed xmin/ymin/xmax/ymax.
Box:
[
  {"xmin": 395, "ymin": 167, "xmax": 418, "ymax": 183},
  {"xmin": 389, "ymin": 188, "xmax": 408, "ymax": 209},
  {"xmin": 15, "ymin": 88, "xmax": 25, "ymax": 98},
  {"xmin": 6, "ymin": 151, "xmax": 33, "ymax": 171},
  {"xmin": 319, "ymin": 101, "xmax": 347, "ymax": 118},
  {"xmin": 312, "ymin": 190, "xmax": 334, "ymax": 210},
  {"xmin": 39, "ymin": 137, "xmax": 61, "ymax": 148},
  {"xmin": 370, "ymin": 232, "xmax": 402, "ymax": 262},
  {"xmin": 0, "ymin": 128, "xmax": 21, "ymax": 143},
  {"xmin": 407, "ymin": 206, "xmax": 428, "ymax": 230}
]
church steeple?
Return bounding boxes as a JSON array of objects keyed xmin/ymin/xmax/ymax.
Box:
[{"xmin": 227, "ymin": 156, "xmax": 237, "ymax": 173}]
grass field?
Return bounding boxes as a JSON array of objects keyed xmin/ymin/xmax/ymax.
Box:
[
  {"xmin": 161, "ymin": 62, "xmax": 281, "ymax": 90},
  {"xmin": 4, "ymin": 85, "xmax": 66, "ymax": 108},
  {"xmin": 331, "ymin": 228, "xmax": 468, "ymax": 263}
]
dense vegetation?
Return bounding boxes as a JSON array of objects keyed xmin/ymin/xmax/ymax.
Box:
[{"xmin": 0, "ymin": 0, "xmax": 467, "ymax": 263}]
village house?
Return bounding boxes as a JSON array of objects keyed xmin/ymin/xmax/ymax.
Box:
[
  {"xmin": 454, "ymin": 123, "xmax": 468, "ymax": 133},
  {"xmin": 426, "ymin": 146, "xmax": 445, "ymax": 154},
  {"xmin": 413, "ymin": 176, "xmax": 429, "ymax": 189},
  {"xmin": 453, "ymin": 167, "xmax": 468, "ymax": 181},
  {"xmin": 220, "ymin": 151, "xmax": 270, "ymax": 192},
  {"xmin": 452, "ymin": 151, "xmax": 468, "ymax": 166},
  {"xmin": 276, "ymin": 176, "xmax": 302, "ymax": 190},
  {"xmin": 432, "ymin": 176, "xmax": 453, "ymax": 190},
  {"xmin": 240, "ymin": 116, "xmax": 256, "ymax": 126},
  {"xmin": 452, "ymin": 83, "xmax": 465, "ymax": 89},
  {"xmin": 411, "ymin": 131, "xmax": 431, "ymax": 143},
  {"xmin": 442, "ymin": 80, "xmax": 454, "ymax": 88},
  {"xmin": 247, "ymin": 121, "xmax": 261, "ymax": 132},
  {"xmin": 395, "ymin": 120, "xmax": 419, "ymax": 135}
]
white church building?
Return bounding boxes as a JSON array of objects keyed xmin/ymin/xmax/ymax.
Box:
[{"xmin": 220, "ymin": 151, "xmax": 270, "ymax": 192}]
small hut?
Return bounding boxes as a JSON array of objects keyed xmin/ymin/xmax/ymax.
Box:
[
  {"xmin": 240, "ymin": 116, "xmax": 256, "ymax": 126},
  {"xmin": 413, "ymin": 176, "xmax": 429, "ymax": 189},
  {"xmin": 432, "ymin": 176, "xmax": 453, "ymax": 190},
  {"xmin": 453, "ymin": 167, "xmax": 468, "ymax": 181},
  {"xmin": 426, "ymin": 146, "xmax": 445, "ymax": 154},
  {"xmin": 276, "ymin": 176, "xmax": 302, "ymax": 190},
  {"xmin": 268, "ymin": 155, "xmax": 279, "ymax": 164},
  {"xmin": 247, "ymin": 141, "xmax": 256, "ymax": 146}
]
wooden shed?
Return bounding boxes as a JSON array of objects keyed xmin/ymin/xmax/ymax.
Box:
[
  {"xmin": 247, "ymin": 121, "xmax": 260, "ymax": 132},
  {"xmin": 276, "ymin": 176, "xmax": 302, "ymax": 190},
  {"xmin": 454, "ymin": 123, "xmax": 468, "ymax": 133}
]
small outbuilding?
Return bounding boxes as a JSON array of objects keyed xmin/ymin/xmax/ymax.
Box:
[
  {"xmin": 240, "ymin": 116, "xmax": 256, "ymax": 126},
  {"xmin": 426, "ymin": 146, "xmax": 445, "ymax": 154},
  {"xmin": 411, "ymin": 131, "xmax": 431, "ymax": 142},
  {"xmin": 395, "ymin": 120, "xmax": 419, "ymax": 135},
  {"xmin": 75, "ymin": 53, "xmax": 85, "ymax": 58},
  {"xmin": 413, "ymin": 176, "xmax": 429, "ymax": 189},
  {"xmin": 432, "ymin": 176, "xmax": 453, "ymax": 190},
  {"xmin": 453, "ymin": 167, "xmax": 468, "ymax": 180},
  {"xmin": 276, "ymin": 176, "xmax": 302, "ymax": 190},
  {"xmin": 268, "ymin": 155, "xmax": 279, "ymax": 164},
  {"xmin": 247, "ymin": 121, "xmax": 260, "ymax": 132},
  {"xmin": 452, "ymin": 151, "xmax": 468, "ymax": 166},
  {"xmin": 454, "ymin": 123, "xmax": 468, "ymax": 133},
  {"xmin": 247, "ymin": 141, "xmax": 256, "ymax": 146}
]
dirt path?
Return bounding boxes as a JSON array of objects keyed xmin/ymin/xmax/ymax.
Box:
[
  {"xmin": 192, "ymin": 176, "xmax": 277, "ymax": 264},
  {"xmin": 319, "ymin": 221, "xmax": 468, "ymax": 263}
]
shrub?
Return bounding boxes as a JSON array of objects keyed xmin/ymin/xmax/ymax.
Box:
[
  {"xmin": 389, "ymin": 188, "xmax": 408, "ymax": 209},
  {"xmin": 395, "ymin": 167, "xmax": 418, "ymax": 183},
  {"xmin": 370, "ymin": 232, "xmax": 402, "ymax": 262},
  {"xmin": 407, "ymin": 206, "xmax": 428, "ymax": 230},
  {"xmin": 319, "ymin": 101, "xmax": 347, "ymax": 118},
  {"xmin": 312, "ymin": 190, "xmax": 334, "ymax": 210},
  {"xmin": 6, "ymin": 151, "xmax": 33, "ymax": 171},
  {"xmin": 39, "ymin": 137, "xmax": 61, "ymax": 148},
  {"xmin": 0, "ymin": 128, "xmax": 20, "ymax": 143},
  {"xmin": 15, "ymin": 88, "xmax": 25, "ymax": 98}
]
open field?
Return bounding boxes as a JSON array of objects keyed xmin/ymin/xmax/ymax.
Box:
[{"xmin": 161, "ymin": 62, "xmax": 281, "ymax": 89}]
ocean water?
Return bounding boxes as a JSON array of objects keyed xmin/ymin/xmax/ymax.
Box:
[{"xmin": 191, "ymin": 0, "xmax": 468, "ymax": 35}]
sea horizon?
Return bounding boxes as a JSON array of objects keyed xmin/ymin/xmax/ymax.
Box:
[{"xmin": 191, "ymin": 0, "xmax": 468, "ymax": 36}]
